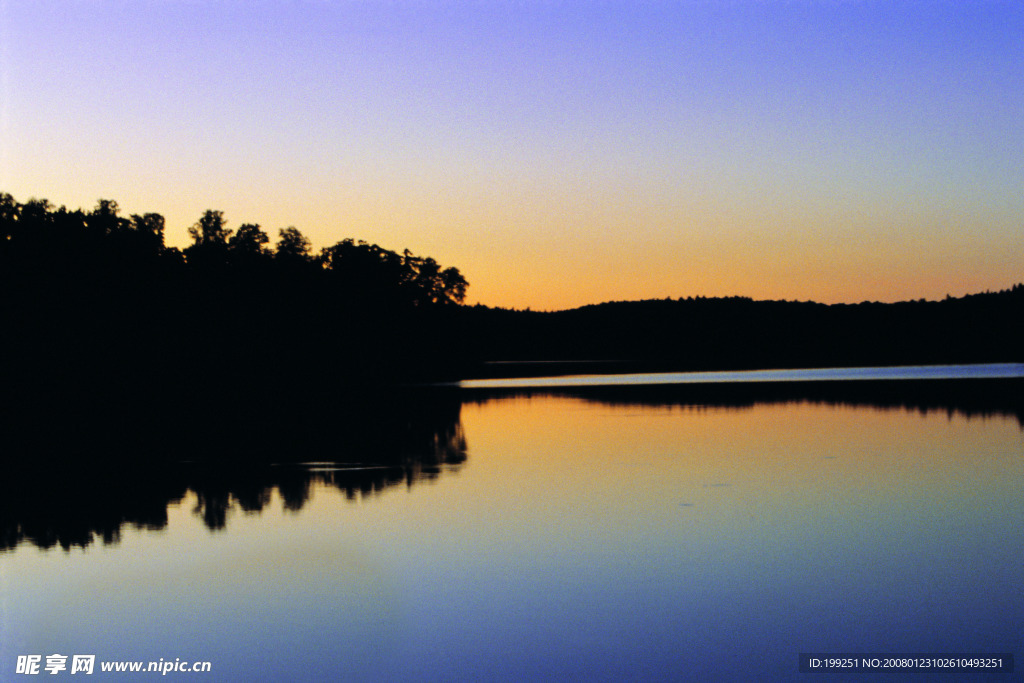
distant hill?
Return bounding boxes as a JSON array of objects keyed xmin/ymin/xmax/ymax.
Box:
[{"xmin": 457, "ymin": 287, "xmax": 1024, "ymax": 377}]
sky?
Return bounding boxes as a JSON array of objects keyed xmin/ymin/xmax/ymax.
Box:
[{"xmin": 2, "ymin": 0, "xmax": 1022, "ymax": 310}]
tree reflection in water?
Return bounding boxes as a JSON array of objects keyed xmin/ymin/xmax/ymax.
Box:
[
  {"xmin": 5, "ymin": 377, "xmax": 1020, "ymax": 552},
  {"xmin": 0, "ymin": 389, "xmax": 466, "ymax": 551},
  {"xmin": 463, "ymin": 377, "xmax": 1024, "ymax": 427}
]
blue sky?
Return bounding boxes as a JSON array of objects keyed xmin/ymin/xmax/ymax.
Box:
[{"xmin": 2, "ymin": 0, "xmax": 1022, "ymax": 309}]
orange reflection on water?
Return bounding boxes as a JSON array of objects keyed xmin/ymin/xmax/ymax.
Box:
[{"xmin": 457, "ymin": 395, "xmax": 1024, "ymax": 565}]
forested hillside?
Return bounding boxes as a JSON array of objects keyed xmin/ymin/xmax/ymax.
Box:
[{"xmin": 460, "ymin": 288, "xmax": 1023, "ymax": 375}]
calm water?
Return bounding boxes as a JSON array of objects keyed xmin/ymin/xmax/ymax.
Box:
[{"xmin": 2, "ymin": 368, "xmax": 1022, "ymax": 681}]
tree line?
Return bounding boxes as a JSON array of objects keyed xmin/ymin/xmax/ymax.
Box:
[
  {"xmin": 3, "ymin": 191, "xmax": 1020, "ymax": 458},
  {"xmin": 1, "ymin": 193, "xmax": 473, "ymax": 458},
  {"xmin": 460, "ymin": 286, "xmax": 1023, "ymax": 376},
  {"xmin": 0, "ymin": 194, "xmax": 467, "ymax": 308}
]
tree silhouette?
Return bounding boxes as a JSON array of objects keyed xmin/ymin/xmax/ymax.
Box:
[
  {"xmin": 440, "ymin": 265, "xmax": 469, "ymax": 305},
  {"xmin": 318, "ymin": 238, "xmax": 468, "ymax": 308},
  {"xmin": 275, "ymin": 226, "xmax": 312, "ymax": 263},
  {"xmin": 228, "ymin": 222, "xmax": 270, "ymax": 260},
  {"xmin": 188, "ymin": 209, "xmax": 231, "ymax": 247},
  {"xmin": 87, "ymin": 199, "xmax": 129, "ymax": 236},
  {"xmin": 130, "ymin": 212, "xmax": 166, "ymax": 251}
]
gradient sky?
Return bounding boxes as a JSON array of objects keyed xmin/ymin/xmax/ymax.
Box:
[{"xmin": 2, "ymin": 0, "xmax": 1022, "ymax": 310}]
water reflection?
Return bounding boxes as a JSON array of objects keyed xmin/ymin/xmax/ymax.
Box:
[
  {"xmin": 463, "ymin": 377, "xmax": 1024, "ymax": 427},
  {"xmin": 4, "ymin": 377, "xmax": 1019, "ymax": 553},
  {"xmin": 3, "ymin": 376, "xmax": 1021, "ymax": 680},
  {"xmin": 0, "ymin": 390, "xmax": 466, "ymax": 551}
]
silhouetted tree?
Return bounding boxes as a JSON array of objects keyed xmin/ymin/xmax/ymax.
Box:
[
  {"xmin": 319, "ymin": 239, "xmax": 467, "ymax": 308},
  {"xmin": 129, "ymin": 212, "xmax": 166, "ymax": 251},
  {"xmin": 0, "ymin": 192, "xmax": 16, "ymax": 225},
  {"xmin": 188, "ymin": 209, "xmax": 231, "ymax": 247},
  {"xmin": 184, "ymin": 209, "xmax": 233, "ymax": 271},
  {"xmin": 275, "ymin": 226, "xmax": 312, "ymax": 262},
  {"xmin": 440, "ymin": 266, "xmax": 469, "ymax": 305},
  {"xmin": 228, "ymin": 222, "xmax": 270, "ymax": 260},
  {"xmin": 19, "ymin": 197, "xmax": 53, "ymax": 225},
  {"xmin": 87, "ymin": 199, "xmax": 129, "ymax": 236}
]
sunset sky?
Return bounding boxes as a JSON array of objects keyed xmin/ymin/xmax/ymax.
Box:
[{"xmin": 2, "ymin": 0, "xmax": 1022, "ymax": 310}]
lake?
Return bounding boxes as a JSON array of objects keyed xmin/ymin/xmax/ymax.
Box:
[{"xmin": 2, "ymin": 365, "xmax": 1022, "ymax": 680}]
